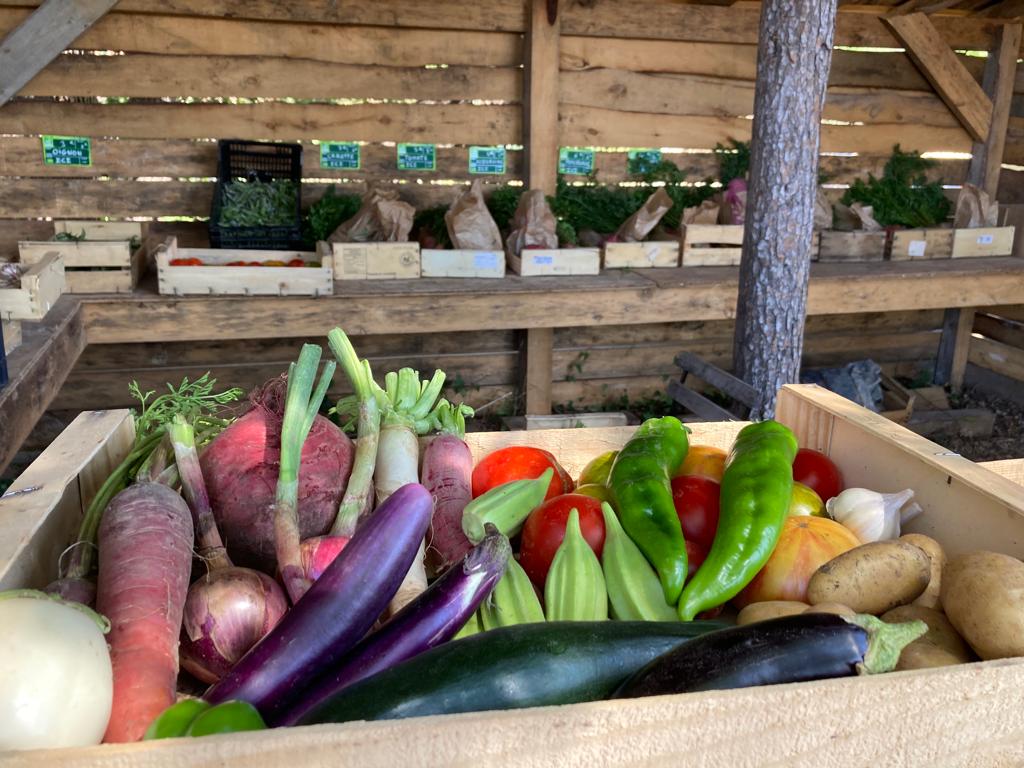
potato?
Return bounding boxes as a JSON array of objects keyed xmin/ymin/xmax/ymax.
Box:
[
  {"xmin": 900, "ymin": 533, "xmax": 945, "ymax": 610},
  {"xmin": 806, "ymin": 540, "xmax": 931, "ymax": 615},
  {"xmin": 803, "ymin": 602, "xmax": 855, "ymax": 617},
  {"xmin": 736, "ymin": 600, "xmax": 809, "ymax": 626},
  {"xmin": 881, "ymin": 604, "xmax": 972, "ymax": 670},
  {"xmin": 942, "ymin": 551, "xmax": 1024, "ymax": 660}
]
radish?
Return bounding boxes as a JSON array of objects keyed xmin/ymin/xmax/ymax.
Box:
[
  {"xmin": 272, "ymin": 344, "xmax": 337, "ymax": 603},
  {"xmin": 96, "ymin": 482, "xmax": 194, "ymax": 743},
  {"xmin": 423, "ymin": 400, "xmax": 475, "ymax": 574},
  {"xmin": 373, "ymin": 366, "xmax": 450, "ymax": 614},
  {"xmin": 169, "ymin": 417, "xmax": 288, "ymax": 684},
  {"xmin": 205, "ymin": 483, "xmax": 432, "ymax": 723},
  {"xmin": 200, "ymin": 376, "xmax": 354, "ymax": 575},
  {"xmin": 0, "ymin": 591, "xmax": 112, "ymax": 750}
]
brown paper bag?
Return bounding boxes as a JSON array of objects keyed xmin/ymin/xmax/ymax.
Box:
[
  {"xmin": 833, "ymin": 202, "xmax": 881, "ymax": 232},
  {"xmin": 329, "ymin": 187, "xmax": 414, "ymax": 242},
  {"xmin": 814, "ymin": 188, "xmax": 833, "ymax": 230},
  {"xmin": 445, "ymin": 180, "xmax": 503, "ymax": 250},
  {"xmin": 954, "ymin": 183, "xmax": 999, "ymax": 228},
  {"xmin": 613, "ymin": 188, "xmax": 673, "ymax": 242},
  {"xmin": 682, "ymin": 198, "xmax": 720, "ymax": 225},
  {"xmin": 505, "ymin": 189, "xmax": 558, "ymax": 257}
]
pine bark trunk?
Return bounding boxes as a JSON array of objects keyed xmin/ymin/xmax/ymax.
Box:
[{"xmin": 733, "ymin": 0, "xmax": 838, "ymax": 419}]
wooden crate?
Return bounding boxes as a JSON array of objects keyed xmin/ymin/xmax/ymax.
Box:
[
  {"xmin": 888, "ymin": 228, "xmax": 954, "ymax": 261},
  {"xmin": 0, "ymin": 253, "xmax": 65, "ymax": 321},
  {"xmin": 321, "ymin": 241, "xmax": 421, "ymax": 280},
  {"xmin": 817, "ymin": 230, "xmax": 888, "ymax": 262},
  {"xmin": 5, "ymin": 385, "xmax": 1024, "ymax": 766},
  {"xmin": 155, "ymin": 238, "xmax": 332, "ymax": 297},
  {"xmin": 54, "ymin": 221, "xmax": 144, "ymax": 241},
  {"xmin": 1, "ymin": 319, "xmax": 21, "ymax": 353},
  {"xmin": 680, "ymin": 224, "xmax": 743, "ymax": 266},
  {"xmin": 507, "ymin": 248, "xmax": 600, "ymax": 276},
  {"xmin": 19, "ymin": 239, "xmax": 147, "ymax": 294},
  {"xmin": 420, "ymin": 249, "xmax": 505, "ymax": 278},
  {"xmin": 602, "ymin": 241, "xmax": 680, "ymax": 269},
  {"xmin": 952, "ymin": 226, "xmax": 1015, "ymax": 258}
]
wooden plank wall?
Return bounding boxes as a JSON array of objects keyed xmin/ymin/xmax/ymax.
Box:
[
  {"xmin": 0, "ymin": 0, "xmax": 1021, "ymax": 246},
  {"xmin": 54, "ymin": 310, "xmax": 944, "ymax": 415}
]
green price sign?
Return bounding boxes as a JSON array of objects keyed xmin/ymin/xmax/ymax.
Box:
[
  {"xmin": 628, "ymin": 149, "xmax": 662, "ymax": 169},
  {"xmin": 397, "ymin": 143, "xmax": 436, "ymax": 171},
  {"xmin": 469, "ymin": 146, "xmax": 506, "ymax": 175},
  {"xmin": 320, "ymin": 142, "xmax": 360, "ymax": 169},
  {"xmin": 558, "ymin": 148, "xmax": 594, "ymax": 175},
  {"xmin": 41, "ymin": 135, "xmax": 91, "ymax": 166}
]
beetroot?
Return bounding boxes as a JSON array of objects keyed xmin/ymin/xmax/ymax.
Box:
[{"xmin": 201, "ymin": 380, "xmax": 354, "ymax": 572}]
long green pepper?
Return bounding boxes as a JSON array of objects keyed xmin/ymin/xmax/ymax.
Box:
[
  {"xmin": 677, "ymin": 420, "xmax": 799, "ymax": 621},
  {"xmin": 608, "ymin": 417, "xmax": 690, "ymax": 605}
]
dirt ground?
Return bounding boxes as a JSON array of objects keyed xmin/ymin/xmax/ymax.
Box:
[{"xmin": 943, "ymin": 386, "xmax": 1024, "ymax": 462}]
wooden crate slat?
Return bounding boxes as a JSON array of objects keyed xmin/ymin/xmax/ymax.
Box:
[
  {"xmin": 889, "ymin": 228, "xmax": 954, "ymax": 261},
  {"xmin": 817, "ymin": 231, "xmax": 888, "ymax": 262},
  {"xmin": 0, "ymin": 252, "xmax": 65, "ymax": 320},
  {"xmin": 53, "ymin": 220, "xmax": 143, "ymax": 240},
  {"xmin": 602, "ymin": 241, "xmax": 679, "ymax": 269},
  {"xmin": 507, "ymin": 248, "xmax": 600, "ymax": 276},
  {"xmin": 420, "ymin": 249, "xmax": 505, "ymax": 278},
  {"xmin": 19, "ymin": 240, "xmax": 133, "ymax": 268},
  {"xmin": 326, "ymin": 242, "xmax": 421, "ymax": 281},
  {"xmin": 952, "ymin": 226, "xmax": 1015, "ymax": 258}
]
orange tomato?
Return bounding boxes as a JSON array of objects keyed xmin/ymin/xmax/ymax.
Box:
[
  {"xmin": 676, "ymin": 445, "xmax": 727, "ymax": 482},
  {"xmin": 262, "ymin": 260, "xmax": 287, "ymax": 267},
  {"xmin": 733, "ymin": 516, "xmax": 861, "ymax": 608}
]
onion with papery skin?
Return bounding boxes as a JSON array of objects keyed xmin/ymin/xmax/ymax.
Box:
[{"xmin": 179, "ymin": 568, "xmax": 288, "ymax": 685}]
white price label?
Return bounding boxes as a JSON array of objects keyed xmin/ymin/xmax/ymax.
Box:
[
  {"xmin": 473, "ymin": 252, "xmax": 500, "ymax": 269},
  {"xmin": 977, "ymin": 234, "xmax": 994, "ymax": 245},
  {"xmin": 908, "ymin": 240, "xmax": 927, "ymax": 257}
]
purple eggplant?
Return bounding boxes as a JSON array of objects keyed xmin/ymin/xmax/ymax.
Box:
[
  {"xmin": 204, "ymin": 483, "xmax": 432, "ymax": 722},
  {"xmin": 275, "ymin": 526, "xmax": 510, "ymax": 726}
]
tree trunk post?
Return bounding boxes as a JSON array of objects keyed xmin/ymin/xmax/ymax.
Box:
[{"xmin": 733, "ymin": 0, "xmax": 838, "ymax": 419}]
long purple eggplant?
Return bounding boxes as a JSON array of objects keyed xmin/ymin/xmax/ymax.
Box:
[
  {"xmin": 204, "ymin": 483, "xmax": 432, "ymax": 722},
  {"xmin": 275, "ymin": 527, "xmax": 510, "ymax": 726}
]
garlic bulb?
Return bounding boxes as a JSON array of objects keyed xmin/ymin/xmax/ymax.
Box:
[{"xmin": 825, "ymin": 488, "xmax": 923, "ymax": 543}]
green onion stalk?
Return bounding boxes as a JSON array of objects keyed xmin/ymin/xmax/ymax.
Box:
[{"xmin": 274, "ymin": 344, "xmax": 336, "ymax": 604}]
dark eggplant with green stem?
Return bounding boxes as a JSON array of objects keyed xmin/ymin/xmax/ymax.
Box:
[
  {"xmin": 273, "ymin": 344, "xmax": 337, "ymax": 604},
  {"xmin": 614, "ymin": 612, "xmax": 927, "ymax": 699}
]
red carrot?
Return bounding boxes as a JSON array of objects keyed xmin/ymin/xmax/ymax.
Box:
[
  {"xmin": 96, "ymin": 483, "xmax": 194, "ymax": 743},
  {"xmin": 423, "ymin": 401, "xmax": 475, "ymax": 574}
]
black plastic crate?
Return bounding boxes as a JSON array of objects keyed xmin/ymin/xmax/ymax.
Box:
[{"xmin": 209, "ymin": 140, "xmax": 304, "ymax": 250}]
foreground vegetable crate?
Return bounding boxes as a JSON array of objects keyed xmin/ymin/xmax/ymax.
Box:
[{"xmin": 3, "ymin": 385, "xmax": 1024, "ymax": 766}]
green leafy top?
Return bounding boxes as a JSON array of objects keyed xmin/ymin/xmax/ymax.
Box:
[
  {"xmin": 716, "ymin": 139, "xmax": 751, "ymax": 186},
  {"xmin": 130, "ymin": 374, "xmax": 244, "ymax": 441},
  {"xmin": 303, "ymin": 185, "xmax": 362, "ymax": 245},
  {"xmin": 841, "ymin": 145, "xmax": 951, "ymax": 228}
]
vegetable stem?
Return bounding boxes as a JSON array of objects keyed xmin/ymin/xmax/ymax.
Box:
[
  {"xmin": 169, "ymin": 416, "xmax": 231, "ymax": 570},
  {"xmin": 274, "ymin": 345, "xmax": 337, "ymax": 603},
  {"xmin": 327, "ymin": 329, "xmax": 382, "ymax": 537}
]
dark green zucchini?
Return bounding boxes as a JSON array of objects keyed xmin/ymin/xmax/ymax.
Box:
[{"xmin": 291, "ymin": 620, "xmax": 727, "ymax": 726}]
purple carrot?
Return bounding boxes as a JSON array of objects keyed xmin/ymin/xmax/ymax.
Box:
[
  {"xmin": 275, "ymin": 526, "xmax": 510, "ymax": 726},
  {"xmin": 205, "ymin": 482, "xmax": 432, "ymax": 723}
]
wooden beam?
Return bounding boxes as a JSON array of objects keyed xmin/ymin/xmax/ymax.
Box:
[
  {"xmin": 523, "ymin": 327, "xmax": 553, "ymax": 415},
  {"xmin": 967, "ymin": 22, "xmax": 1022, "ymax": 196},
  {"xmin": 885, "ymin": 13, "xmax": 993, "ymax": 142},
  {"xmin": 524, "ymin": 0, "xmax": 560, "ymax": 195},
  {"xmin": 0, "ymin": 0, "xmax": 118, "ymax": 107},
  {"xmin": 933, "ymin": 306, "xmax": 976, "ymax": 390},
  {"xmin": 0, "ymin": 296, "xmax": 85, "ymax": 475}
]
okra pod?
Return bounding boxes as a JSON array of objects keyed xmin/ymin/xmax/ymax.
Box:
[{"xmin": 545, "ymin": 509, "xmax": 607, "ymax": 621}]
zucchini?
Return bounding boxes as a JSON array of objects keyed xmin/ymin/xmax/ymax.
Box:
[{"xmin": 292, "ymin": 620, "xmax": 727, "ymax": 725}]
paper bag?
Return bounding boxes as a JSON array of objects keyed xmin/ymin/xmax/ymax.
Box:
[
  {"xmin": 682, "ymin": 198, "xmax": 720, "ymax": 225},
  {"xmin": 814, "ymin": 188, "xmax": 833, "ymax": 230},
  {"xmin": 329, "ymin": 187, "xmax": 414, "ymax": 242},
  {"xmin": 613, "ymin": 188, "xmax": 673, "ymax": 242},
  {"xmin": 445, "ymin": 180, "xmax": 503, "ymax": 250},
  {"xmin": 505, "ymin": 189, "xmax": 558, "ymax": 257},
  {"xmin": 833, "ymin": 202, "xmax": 881, "ymax": 232},
  {"xmin": 954, "ymin": 183, "xmax": 999, "ymax": 228}
]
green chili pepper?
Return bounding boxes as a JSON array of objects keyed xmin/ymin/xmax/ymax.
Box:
[
  {"xmin": 185, "ymin": 700, "xmax": 266, "ymax": 737},
  {"xmin": 143, "ymin": 699, "xmax": 211, "ymax": 740},
  {"xmin": 608, "ymin": 417, "xmax": 690, "ymax": 605},
  {"xmin": 677, "ymin": 420, "xmax": 799, "ymax": 621}
]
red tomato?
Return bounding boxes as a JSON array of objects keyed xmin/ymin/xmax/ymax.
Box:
[
  {"xmin": 226, "ymin": 260, "xmax": 247, "ymax": 266},
  {"xmin": 671, "ymin": 475, "xmax": 720, "ymax": 551},
  {"xmin": 287, "ymin": 258, "xmax": 307, "ymax": 267},
  {"xmin": 686, "ymin": 539, "xmax": 708, "ymax": 580},
  {"xmin": 471, "ymin": 446, "xmax": 573, "ymax": 502},
  {"xmin": 170, "ymin": 257, "xmax": 204, "ymax": 266},
  {"xmin": 519, "ymin": 494, "xmax": 605, "ymax": 588},
  {"xmin": 792, "ymin": 448, "xmax": 844, "ymax": 503}
]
